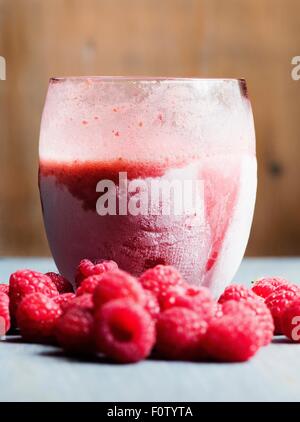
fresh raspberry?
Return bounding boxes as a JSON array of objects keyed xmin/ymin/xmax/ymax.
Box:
[
  {"xmin": 143, "ymin": 290, "xmax": 160, "ymax": 320},
  {"xmin": 265, "ymin": 284, "xmax": 300, "ymax": 334},
  {"xmin": 53, "ymin": 293, "xmax": 76, "ymax": 309},
  {"xmin": 218, "ymin": 284, "xmax": 258, "ymax": 304},
  {"xmin": 213, "ymin": 303, "xmax": 223, "ymax": 319},
  {"xmin": 0, "ymin": 292, "xmax": 10, "ymax": 335},
  {"xmin": 0, "ymin": 284, "xmax": 9, "ymax": 295},
  {"xmin": 16, "ymin": 293, "xmax": 62, "ymax": 342},
  {"xmin": 161, "ymin": 285, "xmax": 210, "ymax": 309},
  {"xmin": 160, "ymin": 284, "xmax": 184, "ymax": 304},
  {"xmin": 252, "ymin": 276, "xmax": 289, "ymax": 299},
  {"xmin": 93, "ymin": 269, "xmax": 145, "ymax": 309},
  {"xmin": 94, "ymin": 299, "xmax": 155, "ymax": 363},
  {"xmin": 221, "ymin": 300, "xmax": 274, "ymax": 346},
  {"xmin": 9, "ymin": 270, "xmax": 59, "ymax": 318},
  {"xmin": 75, "ymin": 259, "xmax": 118, "ymax": 287},
  {"xmin": 185, "ymin": 285, "xmax": 204, "ymax": 295},
  {"xmin": 160, "ymin": 285, "xmax": 215, "ymax": 323},
  {"xmin": 139, "ymin": 265, "xmax": 184, "ymax": 305},
  {"xmin": 161, "ymin": 284, "xmax": 213, "ymax": 308},
  {"xmin": 61, "ymin": 293, "xmax": 94, "ymax": 314},
  {"xmin": 216, "ymin": 284, "xmax": 273, "ymax": 346},
  {"xmin": 202, "ymin": 302, "xmax": 262, "ymax": 362},
  {"xmin": 55, "ymin": 307, "xmax": 95, "ymax": 353},
  {"xmin": 76, "ymin": 275, "xmax": 103, "ymax": 296},
  {"xmin": 45, "ymin": 272, "xmax": 74, "ymax": 294},
  {"xmin": 156, "ymin": 307, "xmax": 207, "ymax": 360},
  {"xmin": 281, "ymin": 297, "xmax": 300, "ymax": 342}
]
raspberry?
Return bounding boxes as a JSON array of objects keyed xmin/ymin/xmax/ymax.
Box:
[
  {"xmin": 202, "ymin": 302, "xmax": 262, "ymax": 362},
  {"xmin": 0, "ymin": 284, "xmax": 9, "ymax": 295},
  {"xmin": 76, "ymin": 275, "xmax": 103, "ymax": 296},
  {"xmin": 221, "ymin": 300, "xmax": 274, "ymax": 346},
  {"xmin": 161, "ymin": 285, "xmax": 209, "ymax": 309},
  {"xmin": 61, "ymin": 293, "xmax": 94, "ymax": 314},
  {"xmin": 161, "ymin": 285, "xmax": 214, "ymax": 318},
  {"xmin": 252, "ymin": 276, "xmax": 289, "ymax": 299},
  {"xmin": 45, "ymin": 272, "xmax": 74, "ymax": 294},
  {"xmin": 213, "ymin": 303, "xmax": 223, "ymax": 319},
  {"xmin": 144, "ymin": 290, "xmax": 160, "ymax": 320},
  {"xmin": 9, "ymin": 269, "xmax": 58, "ymax": 318},
  {"xmin": 216, "ymin": 284, "xmax": 274, "ymax": 346},
  {"xmin": 139, "ymin": 265, "xmax": 184, "ymax": 305},
  {"xmin": 93, "ymin": 269, "xmax": 145, "ymax": 309},
  {"xmin": 156, "ymin": 307, "xmax": 207, "ymax": 360},
  {"xmin": 164, "ymin": 285, "xmax": 195, "ymax": 300},
  {"xmin": 218, "ymin": 284, "xmax": 258, "ymax": 304},
  {"xmin": 265, "ymin": 284, "xmax": 300, "ymax": 334},
  {"xmin": 281, "ymin": 297, "xmax": 300, "ymax": 342},
  {"xmin": 55, "ymin": 307, "xmax": 95, "ymax": 353},
  {"xmin": 94, "ymin": 299, "xmax": 155, "ymax": 363},
  {"xmin": 53, "ymin": 293, "xmax": 76, "ymax": 309},
  {"xmin": 16, "ymin": 293, "xmax": 62, "ymax": 342},
  {"xmin": 75, "ymin": 259, "xmax": 118, "ymax": 287},
  {"xmin": 0, "ymin": 292, "xmax": 10, "ymax": 335}
]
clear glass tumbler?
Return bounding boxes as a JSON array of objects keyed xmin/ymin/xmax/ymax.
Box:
[{"xmin": 39, "ymin": 77, "xmax": 256, "ymax": 296}]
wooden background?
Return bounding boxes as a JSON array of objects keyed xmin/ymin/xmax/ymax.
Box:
[{"xmin": 0, "ymin": 0, "xmax": 300, "ymax": 257}]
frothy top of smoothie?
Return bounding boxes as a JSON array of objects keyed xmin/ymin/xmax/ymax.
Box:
[{"xmin": 39, "ymin": 78, "xmax": 255, "ymax": 163}]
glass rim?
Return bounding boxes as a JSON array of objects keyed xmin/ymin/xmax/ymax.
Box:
[{"xmin": 50, "ymin": 76, "xmax": 246, "ymax": 83}]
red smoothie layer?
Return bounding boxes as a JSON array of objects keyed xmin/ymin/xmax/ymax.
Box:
[
  {"xmin": 39, "ymin": 158, "xmax": 190, "ymax": 210},
  {"xmin": 39, "ymin": 157, "xmax": 240, "ymax": 285}
]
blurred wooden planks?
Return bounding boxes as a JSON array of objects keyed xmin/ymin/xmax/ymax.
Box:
[{"xmin": 0, "ymin": 0, "xmax": 300, "ymax": 256}]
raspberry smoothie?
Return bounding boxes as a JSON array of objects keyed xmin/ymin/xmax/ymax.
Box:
[{"xmin": 39, "ymin": 77, "xmax": 256, "ymax": 295}]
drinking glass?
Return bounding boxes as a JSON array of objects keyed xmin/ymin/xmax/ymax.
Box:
[{"xmin": 39, "ymin": 77, "xmax": 256, "ymax": 295}]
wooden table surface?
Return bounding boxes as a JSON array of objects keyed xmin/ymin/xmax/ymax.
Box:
[{"xmin": 1, "ymin": 257, "xmax": 300, "ymax": 402}]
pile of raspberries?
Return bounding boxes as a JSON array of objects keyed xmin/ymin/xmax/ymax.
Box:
[{"xmin": 0, "ymin": 260, "xmax": 300, "ymax": 363}]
